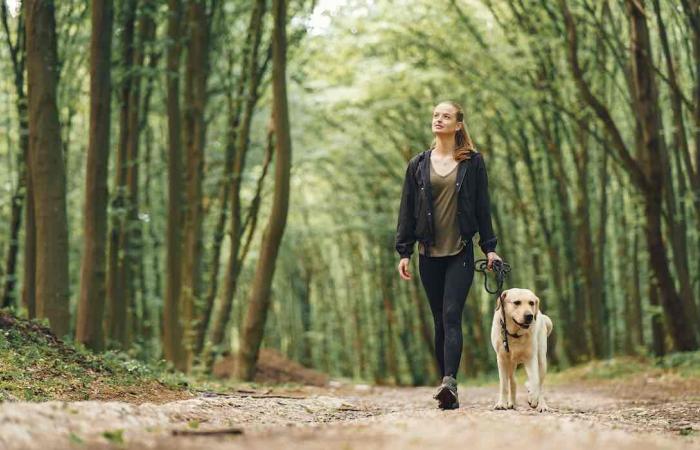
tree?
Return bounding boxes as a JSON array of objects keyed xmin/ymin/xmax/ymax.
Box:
[
  {"xmin": 236, "ymin": 0, "xmax": 292, "ymax": 380},
  {"xmin": 75, "ymin": 0, "xmax": 114, "ymax": 350},
  {"xmin": 162, "ymin": 0, "xmax": 185, "ymax": 366},
  {"xmin": 25, "ymin": 0, "xmax": 70, "ymax": 337}
]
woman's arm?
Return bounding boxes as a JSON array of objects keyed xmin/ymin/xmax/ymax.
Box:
[
  {"xmin": 395, "ymin": 160, "xmax": 417, "ymax": 260},
  {"xmin": 475, "ymin": 153, "xmax": 498, "ymax": 255}
]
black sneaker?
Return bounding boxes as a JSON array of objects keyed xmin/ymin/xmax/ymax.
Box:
[{"xmin": 433, "ymin": 375, "xmax": 459, "ymax": 409}]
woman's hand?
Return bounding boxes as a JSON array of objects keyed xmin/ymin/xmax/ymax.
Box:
[
  {"xmin": 398, "ymin": 258, "xmax": 411, "ymax": 280},
  {"xmin": 486, "ymin": 251, "xmax": 502, "ymax": 271}
]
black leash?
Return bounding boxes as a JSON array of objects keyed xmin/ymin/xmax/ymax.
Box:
[{"xmin": 474, "ymin": 258, "xmax": 516, "ymax": 352}]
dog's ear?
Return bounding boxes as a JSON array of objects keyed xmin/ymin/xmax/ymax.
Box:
[
  {"xmin": 534, "ymin": 296, "xmax": 540, "ymax": 314},
  {"xmin": 496, "ymin": 291, "xmax": 507, "ymax": 311}
]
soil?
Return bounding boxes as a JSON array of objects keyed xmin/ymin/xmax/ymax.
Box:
[
  {"xmin": 213, "ymin": 348, "xmax": 329, "ymax": 386},
  {"xmin": 1, "ymin": 373, "xmax": 698, "ymax": 450}
]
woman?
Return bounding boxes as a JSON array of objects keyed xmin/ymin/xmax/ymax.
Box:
[{"xmin": 395, "ymin": 101, "xmax": 502, "ymax": 410}]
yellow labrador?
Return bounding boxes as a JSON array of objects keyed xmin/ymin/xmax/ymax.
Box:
[{"xmin": 490, "ymin": 288, "xmax": 553, "ymax": 412}]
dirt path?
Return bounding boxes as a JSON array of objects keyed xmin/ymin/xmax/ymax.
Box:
[{"xmin": 1, "ymin": 375, "xmax": 698, "ymax": 449}]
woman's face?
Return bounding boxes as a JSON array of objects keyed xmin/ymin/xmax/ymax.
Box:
[{"xmin": 431, "ymin": 104, "xmax": 461, "ymax": 135}]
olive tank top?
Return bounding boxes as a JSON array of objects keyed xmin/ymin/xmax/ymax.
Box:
[{"xmin": 418, "ymin": 159, "xmax": 465, "ymax": 257}]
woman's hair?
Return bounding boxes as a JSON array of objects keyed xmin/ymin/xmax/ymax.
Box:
[{"xmin": 429, "ymin": 101, "xmax": 477, "ymax": 161}]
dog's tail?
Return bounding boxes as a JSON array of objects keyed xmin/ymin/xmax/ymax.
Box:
[{"xmin": 543, "ymin": 315, "xmax": 553, "ymax": 337}]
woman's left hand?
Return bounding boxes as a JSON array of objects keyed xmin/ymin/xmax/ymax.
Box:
[{"xmin": 486, "ymin": 251, "xmax": 502, "ymax": 271}]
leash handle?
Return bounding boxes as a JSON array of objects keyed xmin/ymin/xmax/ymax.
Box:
[
  {"xmin": 474, "ymin": 258, "xmax": 511, "ymax": 294},
  {"xmin": 474, "ymin": 257, "xmax": 513, "ymax": 352}
]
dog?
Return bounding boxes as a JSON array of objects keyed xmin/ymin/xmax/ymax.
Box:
[{"xmin": 490, "ymin": 288, "xmax": 553, "ymax": 412}]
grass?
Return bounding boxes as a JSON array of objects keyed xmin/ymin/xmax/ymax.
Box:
[
  {"xmin": 0, "ymin": 310, "xmax": 191, "ymax": 403},
  {"xmin": 458, "ymin": 351, "xmax": 700, "ymax": 387},
  {"xmin": 548, "ymin": 351, "xmax": 700, "ymax": 383}
]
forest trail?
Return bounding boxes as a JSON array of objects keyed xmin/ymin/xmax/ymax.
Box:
[{"xmin": 1, "ymin": 374, "xmax": 698, "ymax": 449}]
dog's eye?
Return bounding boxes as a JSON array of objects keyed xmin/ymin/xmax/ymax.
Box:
[
  {"xmin": 529, "ymin": 301, "xmax": 534, "ymax": 306},
  {"xmin": 514, "ymin": 301, "xmax": 521, "ymax": 306}
]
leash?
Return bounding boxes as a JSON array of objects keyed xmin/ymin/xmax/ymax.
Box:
[{"xmin": 474, "ymin": 258, "xmax": 516, "ymax": 352}]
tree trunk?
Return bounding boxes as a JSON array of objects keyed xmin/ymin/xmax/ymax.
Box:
[
  {"xmin": 207, "ymin": 0, "xmax": 267, "ymax": 362},
  {"xmin": 106, "ymin": 0, "xmax": 137, "ymax": 348},
  {"xmin": 25, "ymin": 0, "xmax": 70, "ymax": 337},
  {"xmin": 162, "ymin": 0, "xmax": 185, "ymax": 366},
  {"xmin": 1, "ymin": 4, "xmax": 27, "ymax": 309},
  {"xmin": 235, "ymin": 0, "xmax": 292, "ymax": 381},
  {"xmin": 649, "ymin": 277, "xmax": 665, "ymax": 357},
  {"xmin": 179, "ymin": 0, "xmax": 210, "ymax": 371},
  {"xmin": 123, "ymin": 7, "xmax": 155, "ymax": 346},
  {"xmin": 22, "ymin": 165, "xmax": 35, "ymax": 319},
  {"xmin": 75, "ymin": 0, "xmax": 114, "ymax": 350}
]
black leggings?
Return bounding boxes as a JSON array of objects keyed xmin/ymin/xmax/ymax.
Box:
[{"xmin": 418, "ymin": 241, "xmax": 475, "ymax": 379}]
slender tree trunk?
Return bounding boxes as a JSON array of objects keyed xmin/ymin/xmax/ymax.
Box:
[
  {"xmin": 106, "ymin": 0, "xmax": 137, "ymax": 347},
  {"xmin": 235, "ymin": 0, "xmax": 292, "ymax": 380},
  {"xmin": 649, "ymin": 278, "xmax": 665, "ymax": 357},
  {"xmin": 631, "ymin": 221, "xmax": 644, "ymax": 350},
  {"xmin": 179, "ymin": 0, "xmax": 210, "ymax": 371},
  {"xmin": 207, "ymin": 0, "xmax": 267, "ymax": 361},
  {"xmin": 76, "ymin": 0, "xmax": 114, "ymax": 350},
  {"xmin": 122, "ymin": 7, "xmax": 155, "ymax": 346},
  {"xmin": 22, "ymin": 164, "xmax": 35, "ymax": 319},
  {"xmin": 162, "ymin": 0, "xmax": 185, "ymax": 365},
  {"xmin": 25, "ymin": 0, "xmax": 70, "ymax": 337},
  {"xmin": 138, "ymin": 43, "xmax": 161, "ymax": 348},
  {"xmin": 1, "ymin": 4, "xmax": 27, "ymax": 309}
]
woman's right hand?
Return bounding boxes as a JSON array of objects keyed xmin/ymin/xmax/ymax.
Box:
[{"xmin": 398, "ymin": 257, "xmax": 411, "ymax": 280}]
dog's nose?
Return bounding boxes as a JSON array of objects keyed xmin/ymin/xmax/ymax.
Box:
[{"xmin": 524, "ymin": 314, "xmax": 534, "ymax": 323}]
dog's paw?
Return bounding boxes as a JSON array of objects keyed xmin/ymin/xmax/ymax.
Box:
[
  {"xmin": 527, "ymin": 395, "xmax": 537, "ymax": 409},
  {"xmin": 493, "ymin": 401, "xmax": 510, "ymax": 410},
  {"xmin": 536, "ymin": 400, "xmax": 549, "ymax": 413}
]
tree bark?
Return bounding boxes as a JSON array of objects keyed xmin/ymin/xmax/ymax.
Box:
[
  {"xmin": 162, "ymin": 0, "xmax": 185, "ymax": 366},
  {"xmin": 75, "ymin": 0, "xmax": 114, "ymax": 350},
  {"xmin": 0, "ymin": 4, "xmax": 27, "ymax": 309},
  {"xmin": 25, "ymin": 0, "xmax": 70, "ymax": 337},
  {"xmin": 179, "ymin": 0, "xmax": 210, "ymax": 370},
  {"xmin": 208, "ymin": 0, "xmax": 267, "ymax": 359},
  {"xmin": 235, "ymin": 0, "xmax": 292, "ymax": 381},
  {"xmin": 106, "ymin": 0, "xmax": 137, "ymax": 348}
]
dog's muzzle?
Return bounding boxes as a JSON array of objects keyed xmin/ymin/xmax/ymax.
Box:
[{"xmin": 513, "ymin": 318, "xmax": 530, "ymax": 329}]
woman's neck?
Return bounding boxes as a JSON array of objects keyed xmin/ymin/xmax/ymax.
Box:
[{"xmin": 433, "ymin": 134, "xmax": 456, "ymax": 157}]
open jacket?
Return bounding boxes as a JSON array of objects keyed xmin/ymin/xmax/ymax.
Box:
[{"xmin": 395, "ymin": 148, "xmax": 498, "ymax": 259}]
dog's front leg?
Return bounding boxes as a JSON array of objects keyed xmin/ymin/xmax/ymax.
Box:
[
  {"xmin": 524, "ymin": 356, "xmax": 541, "ymax": 411},
  {"xmin": 535, "ymin": 336, "xmax": 549, "ymax": 412},
  {"xmin": 508, "ymin": 363, "xmax": 516, "ymax": 408},
  {"xmin": 494, "ymin": 355, "xmax": 511, "ymax": 410}
]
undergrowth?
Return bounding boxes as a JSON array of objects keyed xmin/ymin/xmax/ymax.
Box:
[{"xmin": 0, "ymin": 310, "xmax": 190, "ymax": 402}]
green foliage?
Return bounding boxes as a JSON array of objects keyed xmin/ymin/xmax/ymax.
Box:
[
  {"xmin": 657, "ymin": 351, "xmax": 700, "ymax": 377},
  {"xmin": 547, "ymin": 351, "xmax": 700, "ymax": 383},
  {"xmin": 0, "ymin": 310, "xmax": 188, "ymax": 402},
  {"xmin": 101, "ymin": 429, "xmax": 124, "ymax": 445}
]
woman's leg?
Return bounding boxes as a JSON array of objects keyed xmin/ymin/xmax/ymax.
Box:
[
  {"xmin": 418, "ymin": 254, "xmax": 448, "ymax": 378},
  {"xmin": 442, "ymin": 242, "xmax": 475, "ymax": 378}
]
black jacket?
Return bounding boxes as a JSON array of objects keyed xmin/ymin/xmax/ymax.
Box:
[{"xmin": 395, "ymin": 148, "xmax": 498, "ymax": 259}]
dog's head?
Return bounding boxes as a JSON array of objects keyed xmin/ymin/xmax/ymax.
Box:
[{"xmin": 497, "ymin": 288, "xmax": 540, "ymax": 329}]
